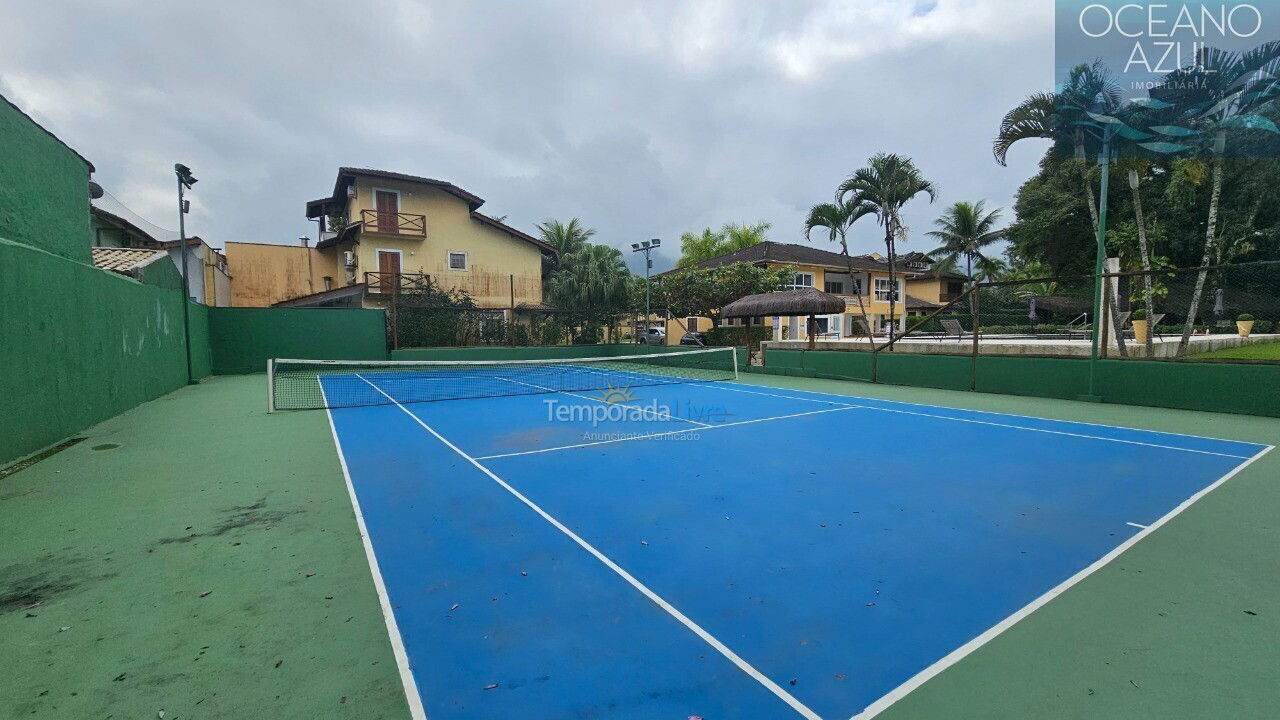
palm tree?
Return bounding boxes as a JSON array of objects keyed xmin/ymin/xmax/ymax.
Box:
[
  {"xmin": 925, "ymin": 201, "xmax": 1005, "ymax": 283},
  {"xmin": 1155, "ymin": 42, "xmax": 1280, "ymax": 355},
  {"xmin": 548, "ymin": 243, "xmax": 632, "ymax": 343},
  {"xmin": 536, "ymin": 218, "xmax": 597, "ymax": 268},
  {"xmin": 993, "ymin": 62, "xmax": 1121, "ymax": 238},
  {"xmin": 804, "ymin": 200, "xmax": 876, "ymax": 344},
  {"xmin": 837, "ymin": 153, "xmax": 937, "ymax": 343},
  {"xmin": 677, "ymin": 222, "xmax": 770, "ymax": 267}
]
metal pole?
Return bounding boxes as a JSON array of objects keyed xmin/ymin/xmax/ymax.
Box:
[
  {"xmin": 970, "ymin": 286, "xmax": 981, "ymax": 391},
  {"xmin": 177, "ymin": 176, "xmax": 194, "ymax": 385},
  {"xmin": 644, "ymin": 246, "xmax": 652, "ymax": 329},
  {"xmin": 1087, "ymin": 131, "xmax": 1112, "ymax": 400}
]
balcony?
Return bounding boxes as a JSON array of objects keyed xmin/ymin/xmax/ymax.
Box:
[
  {"xmin": 364, "ymin": 271, "xmax": 433, "ymax": 295},
  {"xmin": 359, "ymin": 209, "xmax": 426, "ymax": 236}
]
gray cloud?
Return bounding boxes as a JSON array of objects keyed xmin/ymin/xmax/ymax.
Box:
[{"xmin": 2, "ymin": 0, "xmax": 1049, "ymax": 273}]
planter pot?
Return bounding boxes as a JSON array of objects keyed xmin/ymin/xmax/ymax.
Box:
[
  {"xmin": 1238, "ymin": 320, "xmax": 1255, "ymax": 338},
  {"xmin": 1132, "ymin": 319, "xmax": 1149, "ymax": 345}
]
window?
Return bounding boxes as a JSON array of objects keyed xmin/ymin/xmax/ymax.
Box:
[
  {"xmin": 687, "ymin": 317, "xmax": 699, "ymax": 332},
  {"xmin": 448, "ymin": 251, "xmax": 468, "ymax": 271},
  {"xmin": 947, "ymin": 281, "xmax": 964, "ymax": 295},
  {"xmin": 323, "ymin": 276, "xmax": 333, "ymax": 291},
  {"xmin": 824, "ymin": 273, "xmax": 864, "ymax": 295},
  {"xmin": 788, "ymin": 272, "xmax": 814, "ymax": 289},
  {"xmin": 875, "ymin": 278, "xmax": 901, "ymax": 302}
]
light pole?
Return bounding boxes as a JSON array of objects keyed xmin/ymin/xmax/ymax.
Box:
[
  {"xmin": 175, "ymin": 163, "xmax": 198, "ymax": 385},
  {"xmin": 631, "ymin": 239, "xmax": 661, "ymax": 331}
]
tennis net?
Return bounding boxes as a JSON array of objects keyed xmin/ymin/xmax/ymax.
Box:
[{"xmin": 268, "ymin": 348, "xmax": 739, "ymax": 411}]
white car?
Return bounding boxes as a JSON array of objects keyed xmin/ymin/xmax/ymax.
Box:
[{"xmin": 638, "ymin": 327, "xmax": 666, "ymax": 345}]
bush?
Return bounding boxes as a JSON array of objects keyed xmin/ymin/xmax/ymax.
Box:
[
  {"xmin": 1132, "ymin": 309, "xmax": 1148, "ymax": 320},
  {"xmin": 706, "ymin": 325, "xmax": 770, "ymax": 347},
  {"xmin": 1253, "ymin": 320, "xmax": 1274, "ymax": 333},
  {"xmin": 1239, "ymin": 313, "xmax": 1255, "ymax": 322}
]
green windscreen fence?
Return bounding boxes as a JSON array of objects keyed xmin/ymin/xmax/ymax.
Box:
[{"xmin": 207, "ymin": 307, "xmax": 389, "ymax": 375}]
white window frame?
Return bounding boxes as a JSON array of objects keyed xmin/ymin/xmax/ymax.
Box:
[
  {"xmin": 874, "ymin": 277, "xmax": 903, "ymax": 302},
  {"xmin": 447, "ymin": 250, "xmax": 469, "ymax": 271},
  {"xmin": 788, "ymin": 272, "xmax": 815, "ymax": 290}
]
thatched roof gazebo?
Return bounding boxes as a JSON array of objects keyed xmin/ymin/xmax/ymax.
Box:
[{"xmin": 722, "ymin": 288, "xmax": 847, "ymax": 349}]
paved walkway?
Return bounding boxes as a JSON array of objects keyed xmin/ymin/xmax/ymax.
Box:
[{"xmin": 2, "ymin": 374, "xmax": 1278, "ymax": 719}]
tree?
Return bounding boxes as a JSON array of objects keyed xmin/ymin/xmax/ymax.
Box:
[
  {"xmin": 926, "ymin": 200, "xmax": 1005, "ymax": 283},
  {"xmin": 652, "ymin": 262, "xmax": 792, "ymax": 324},
  {"xmin": 547, "ymin": 243, "xmax": 632, "ymax": 342},
  {"xmin": 676, "ymin": 222, "xmax": 771, "ymax": 267},
  {"xmin": 837, "ymin": 153, "xmax": 937, "ymax": 343},
  {"xmin": 1155, "ymin": 42, "xmax": 1280, "ymax": 355},
  {"xmin": 803, "ymin": 200, "xmax": 876, "ymax": 342},
  {"xmin": 536, "ymin": 218, "xmax": 597, "ymax": 268}
]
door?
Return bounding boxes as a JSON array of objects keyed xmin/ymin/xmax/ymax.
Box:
[
  {"xmin": 375, "ymin": 190, "xmax": 399, "ymax": 233},
  {"xmin": 377, "ymin": 250, "xmax": 400, "ymax": 292}
]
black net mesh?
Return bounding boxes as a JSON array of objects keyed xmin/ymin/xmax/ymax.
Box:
[{"xmin": 270, "ymin": 349, "xmax": 738, "ymax": 411}]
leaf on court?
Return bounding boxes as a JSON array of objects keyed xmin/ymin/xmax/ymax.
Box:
[
  {"xmin": 640, "ymin": 540, "xmax": 649, "ymax": 546},
  {"xmin": 198, "ymin": 590, "xmax": 212, "ymax": 598},
  {"xmin": 689, "ymin": 716, "xmax": 704, "ymax": 719},
  {"xmin": 520, "ymin": 571, "xmax": 527, "ymax": 576},
  {"xmin": 866, "ymin": 602, "xmax": 876, "ymax": 607},
  {"xmin": 449, "ymin": 603, "xmax": 459, "ymax": 612},
  {"xmin": 789, "ymin": 678, "xmax": 797, "ymax": 686},
  {"xmin": 834, "ymin": 674, "xmax": 845, "ymax": 680},
  {"xmin": 306, "ymin": 572, "xmax": 316, "ymax": 578},
  {"xmin": 484, "ymin": 683, "xmax": 499, "ymax": 690}
]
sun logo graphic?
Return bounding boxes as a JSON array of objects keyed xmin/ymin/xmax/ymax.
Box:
[{"xmin": 596, "ymin": 382, "xmax": 637, "ymax": 405}]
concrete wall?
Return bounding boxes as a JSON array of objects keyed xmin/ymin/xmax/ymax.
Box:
[
  {"xmin": 1, "ymin": 95, "xmax": 93, "ymax": 262},
  {"xmin": 225, "ymin": 241, "xmax": 342, "ymax": 307}
]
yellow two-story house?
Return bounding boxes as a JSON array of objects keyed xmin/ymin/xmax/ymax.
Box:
[
  {"xmin": 670, "ymin": 242, "xmax": 967, "ymax": 340},
  {"xmin": 228, "ymin": 168, "xmax": 556, "ymax": 312}
]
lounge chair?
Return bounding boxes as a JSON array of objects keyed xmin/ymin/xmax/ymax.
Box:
[{"xmin": 940, "ymin": 318, "xmax": 967, "ymax": 340}]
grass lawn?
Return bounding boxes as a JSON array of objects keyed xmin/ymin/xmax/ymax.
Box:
[{"xmin": 1195, "ymin": 339, "xmax": 1280, "ymax": 360}]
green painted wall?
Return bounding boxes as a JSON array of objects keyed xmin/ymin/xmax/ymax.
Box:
[
  {"xmin": 208, "ymin": 308, "xmax": 389, "ymax": 375},
  {"xmin": 0, "ymin": 95, "xmax": 93, "ymax": 263},
  {"xmin": 2, "ymin": 238, "xmax": 209, "ymax": 464},
  {"xmin": 762, "ymin": 348, "xmax": 1280, "ymax": 418}
]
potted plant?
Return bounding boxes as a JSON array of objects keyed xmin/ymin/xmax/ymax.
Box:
[
  {"xmin": 1131, "ymin": 308, "xmax": 1149, "ymax": 345},
  {"xmin": 1238, "ymin": 313, "xmax": 1255, "ymax": 337}
]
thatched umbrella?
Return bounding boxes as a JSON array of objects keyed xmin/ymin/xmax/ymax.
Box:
[{"xmin": 721, "ymin": 288, "xmax": 847, "ymax": 349}]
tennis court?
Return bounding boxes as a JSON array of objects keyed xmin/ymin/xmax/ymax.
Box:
[{"xmin": 274, "ymin": 349, "xmax": 1271, "ymax": 720}]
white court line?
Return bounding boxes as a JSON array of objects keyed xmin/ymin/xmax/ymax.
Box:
[
  {"xmin": 696, "ymin": 383, "xmax": 1257, "ymax": 459},
  {"xmin": 353, "ymin": 374, "xmax": 822, "ymax": 720},
  {"xmin": 848, "ymin": 443, "xmax": 1275, "ymax": 720},
  {"xmin": 1126, "ymin": 522, "xmax": 1148, "ymax": 529},
  {"xmin": 718, "ymin": 377, "xmax": 1266, "ymax": 450},
  {"xmin": 494, "ymin": 374, "xmax": 713, "ymax": 429},
  {"xmin": 475, "ymin": 405, "xmax": 864, "ymax": 461},
  {"xmin": 319, "ymin": 384, "xmax": 429, "ymax": 720}
]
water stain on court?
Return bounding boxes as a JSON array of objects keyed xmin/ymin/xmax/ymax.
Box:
[
  {"xmin": 0, "ymin": 554, "xmax": 115, "ymax": 615},
  {"xmin": 153, "ymin": 497, "xmax": 303, "ymax": 546}
]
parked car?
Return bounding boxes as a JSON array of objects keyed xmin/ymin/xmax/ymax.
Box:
[
  {"xmin": 679, "ymin": 332, "xmax": 708, "ymax": 346},
  {"xmin": 638, "ymin": 327, "xmax": 666, "ymax": 346}
]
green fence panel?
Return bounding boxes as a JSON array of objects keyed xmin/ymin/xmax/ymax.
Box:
[
  {"xmin": 975, "ymin": 355, "xmax": 1091, "ymax": 400},
  {"xmin": 875, "ymin": 352, "xmax": 972, "ymax": 391},
  {"xmin": 1098, "ymin": 359, "xmax": 1280, "ymax": 418},
  {"xmin": 2, "ymin": 238, "xmax": 204, "ymax": 465},
  {"xmin": 208, "ymin": 308, "xmax": 388, "ymax": 375}
]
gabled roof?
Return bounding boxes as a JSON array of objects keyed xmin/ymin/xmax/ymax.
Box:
[
  {"xmin": 662, "ymin": 242, "xmax": 896, "ymax": 275},
  {"xmin": 306, "ymin": 167, "xmax": 556, "ymax": 255},
  {"xmin": 91, "ymin": 247, "xmax": 169, "ymax": 276}
]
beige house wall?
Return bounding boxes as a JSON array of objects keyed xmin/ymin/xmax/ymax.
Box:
[{"xmin": 226, "ymin": 241, "xmax": 342, "ymax": 307}]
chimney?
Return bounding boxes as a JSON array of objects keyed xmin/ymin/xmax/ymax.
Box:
[{"xmin": 299, "ymin": 235, "xmax": 310, "ymax": 248}]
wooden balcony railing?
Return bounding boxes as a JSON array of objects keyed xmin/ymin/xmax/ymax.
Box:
[
  {"xmin": 364, "ymin": 271, "xmax": 433, "ymax": 294},
  {"xmin": 359, "ymin": 209, "xmax": 426, "ymax": 236}
]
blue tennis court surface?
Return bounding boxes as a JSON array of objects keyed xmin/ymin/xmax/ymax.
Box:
[{"xmin": 319, "ymin": 369, "xmax": 1269, "ymax": 720}]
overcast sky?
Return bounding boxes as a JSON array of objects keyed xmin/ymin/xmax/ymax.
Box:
[{"xmin": 3, "ymin": 0, "xmax": 1050, "ymax": 273}]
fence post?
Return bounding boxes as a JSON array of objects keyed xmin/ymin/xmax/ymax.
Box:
[{"xmin": 970, "ymin": 286, "xmax": 981, "ymax": 391}]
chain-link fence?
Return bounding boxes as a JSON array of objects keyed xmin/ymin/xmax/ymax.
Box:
[
  {"xmin": 389, "ymin": 294, "xmax": 627, "ymax": 348},
  {"xmin": 879, "ymin": 261, "xmax": 1280, "ymax": 365}
]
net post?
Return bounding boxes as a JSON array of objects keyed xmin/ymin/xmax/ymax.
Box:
[
  {"xmin": 731, "ymin": 346, "xmax": 740, "ymax": 380},
  {"xmin": 266, "ymin": 358, "xmax": 276, "ymax": 414}
]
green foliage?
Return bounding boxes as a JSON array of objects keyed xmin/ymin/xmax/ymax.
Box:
[
  {"xmin": 705, "ymin": 325, "xmax": 771, "ymax": 347},
  {"xmin": 652, "ymin": 262, "xmax": 792, "ymax": 320},
  {"xmin": 1239, "ymin": 313, "xmax": 1255, "ymax": 322},
  {"xmin": 547, "ymin": 243, "xmax": 632, "ymax": 321},
  {"xmin": 1132, "ymin": 308, "xmax": 1148, "ymax": 321},
  {"xmin": 676, "ymin": 222, "xmax": 771, "ymax": 267},
  {"xmin": 536, "ymin": 218, "xmax": 597, "ymax": 263},
  {"xmin": 393, "ymin": 284, "xmax": 478, "ymax": 348},
  {"xmin": 926, "ymin": 200, "xmax": 1004, "ymax": 279}
]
